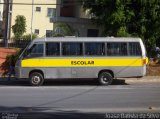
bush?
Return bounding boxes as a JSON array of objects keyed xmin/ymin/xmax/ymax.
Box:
[
  {"xmin": 53, "ymin": 33, "xmax": 64, "ymax": 37},
  {"xmin": 12, "ymin": 34, "xmax": 38, "ymax": 41},
  {"xmin": 0, "ymin": 49, "xmax": 21, "ymax": 76},
  {"xmin": 22, "ymin": 34, "xmax": 38, "ymax": 40}
]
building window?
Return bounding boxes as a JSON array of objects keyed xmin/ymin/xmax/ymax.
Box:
[
  {"xmin": 85, "ymin": 43, "xmax": 105, "ymax": 56},
  {"xmin": 46, "ymin": 42, "xmax": 60, "ymax": 56},
  {"xmin": 47, "ymin": 8, "xmax": 56, "ymax": 17},
  {"xmin": 35, "ymin": 29, "xmax": 39, "ymax": 34},
  {"xmin": 46, "ymin": 30, "xmax": 53, "ymax": 37},
  {"xmin": 60, "ymin": 0, "xmax": 75, "ymax": 17},
  {"xmin": 36, "ymin": 7, "xmax": 41, "ymax": 12},
  {"xmin": 107, "ymin": 42, "xmax": 127, "ymax": 56},
  {"xmin": 62, "ymin": 42, "xmax": 83, "ymax": 56}
]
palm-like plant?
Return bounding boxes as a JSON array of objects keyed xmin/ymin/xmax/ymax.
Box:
[{"xmin": 53, "ymin": 23, "xmax": 79, "ymax": 37}]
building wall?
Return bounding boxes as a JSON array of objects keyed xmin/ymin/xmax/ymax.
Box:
[
  {"xmin": 0, "ymin": 0, "xmax": 4, "ymax": 21},
  {"xmin": 0, "ymin": 0, "xmax": 4, "ymax": 36},
  {"xmin": 11, "ymin": 0, "xmax": 56, "ymax": 38},
  {"xmin": 66, "ymin": 22, "xmax": 102, "ymax": 37}
]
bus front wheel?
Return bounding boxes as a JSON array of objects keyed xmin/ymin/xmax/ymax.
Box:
[
  {"xmin": 30, "ymin": 72, "xmax": 44, "ymax": 86},
  {"xmin": 98, "ymin": 72, "xmax": 113, "ymax": 85}
]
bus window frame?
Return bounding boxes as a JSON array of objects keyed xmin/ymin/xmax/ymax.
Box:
[
  {"xmin": 45, "ymin": 42, "xmax": 60, "ymax": 57},
  {"xmin": 106, "ymin": 42, "xmax": 128, "ymax": 57},
  {"xmin": 84, "ymin": 42, "xmax": 106, "ymax": 57},
  {"xmin": 23, "ymin": 41, "xmax": 143, "ymax": 58},
  {"xmin": 61, "ymin": 42, "xmax": 84, "ymax": 57},
  {"xmin": 127, "ymin": 41, "xmax": 142, "ymax": 57},
  {"xmin": 23, "ymin": 42, "xmax": 45, "ymax": 59}
]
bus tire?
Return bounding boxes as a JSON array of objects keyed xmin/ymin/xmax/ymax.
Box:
[
  {"xmin": 30, "ymin": 72, "xmax": 44, "ymax": 86},
  {"xmin": 98, "ymin": 72, "xmax": 113, "ymax": 85}
]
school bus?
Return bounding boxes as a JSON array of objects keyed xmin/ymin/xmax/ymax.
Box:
[{"xmin": 15, "ymin": 37, "xmax": 148, "ymax": 86}]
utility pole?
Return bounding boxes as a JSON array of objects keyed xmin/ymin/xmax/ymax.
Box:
[
  {"xmin": 4, "ymin": 0, "xmax": 9, "ymax": 47},
  {"xmin": 31, "ymin": 0, "xmax": 34, "ymax": 40}
]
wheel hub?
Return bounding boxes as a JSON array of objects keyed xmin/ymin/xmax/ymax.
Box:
[
  {"xmin": 101, "ymin": 76, "xmax": 109, "ymax": 83},
  {"xmin": 32, "ymin": 76, "xmax": 40, "ymax": 84}
]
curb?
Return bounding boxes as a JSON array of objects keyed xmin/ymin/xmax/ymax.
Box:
[{"xmin": 123, "ymin": 76, "xmax": 160, "ymax": 83}]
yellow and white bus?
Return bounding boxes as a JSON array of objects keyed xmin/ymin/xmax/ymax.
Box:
[{"xmin": 15, "ymin": 37, "xmax": 148, "ymax": 86}]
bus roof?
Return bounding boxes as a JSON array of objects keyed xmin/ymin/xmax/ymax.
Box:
[{"xmin": 33, "ymin": 37, "xmax": 142, "ymax": 42}]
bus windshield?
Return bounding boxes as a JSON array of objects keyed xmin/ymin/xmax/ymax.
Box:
[{"xmin": 18, "ymin": 41, "xmax": 32, "ymax": 59}]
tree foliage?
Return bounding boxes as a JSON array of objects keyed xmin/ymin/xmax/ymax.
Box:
[
  {"xmin": 83, "ymin": 0, "xmax": 160, "ymax": 52},
  {"xmin": 12, "ymin": 15, "xmax": 26, "ymax": 40}
]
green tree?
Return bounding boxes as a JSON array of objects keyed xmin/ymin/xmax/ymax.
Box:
[
  {"xmin": 12, "ymin": 15, "xmax": 26, "ymax": 40},
  {"xmin": 53, "ymin": 23, "xmax": 79, "ymax": 37},
  {"xmin": 83, "ymin": 0, "xmax": 134, "ymax": 36},
  {"xmin": 130, "ymin": 0, "xmax": 160, "ymax": 51},
  {"xmin": 83, "ymin": 0, "xmax": 160, "ymax": 53}
]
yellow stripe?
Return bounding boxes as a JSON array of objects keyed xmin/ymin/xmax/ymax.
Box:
[{"xmin": 21, "ymin": 58, "xmax": 145, "ymax": 67}]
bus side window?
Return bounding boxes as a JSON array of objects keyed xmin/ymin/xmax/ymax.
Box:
[
  {"xmin": 129, "ymin": 42, "xmax": 142, "ymax": 56},
  {"xmin": 25, "ymin": 43, "xmax": 44, "ymax": 58},
  {"xmin": 85, "ymin": 43, "xmax": 105, "ymax": 56},
  {"xmin": 46, "ymin": 42, "xmax": 60, "ymax": 56},
  {"xmin": 62, "ymin": 42, "xmax": 83, "ymax": 56},
  {"xmin": 107, "ymin": 42, "xmax": 127, "ymax": 56}
]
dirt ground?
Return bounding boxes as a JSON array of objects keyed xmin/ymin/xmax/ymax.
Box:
[{"xmin": 147, "ymin": 59, "xmax": 160, "ymax": 76}]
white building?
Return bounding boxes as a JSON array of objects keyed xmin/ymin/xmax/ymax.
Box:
[
  {"xmin": 0, "ymin": 0, "xmax": 3, "ymax": 21},
  {"xmin": 0, "ymin": 0, "xmax": 4, "ymax": 37}
]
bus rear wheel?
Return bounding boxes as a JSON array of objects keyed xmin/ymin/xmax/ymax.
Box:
[
  {"xmin": 30, "ymin": 72, "xmax": 44, "ymax": 86},
  {"xmin": 98, "ymin": 72, "xmax": 113, "ymax": 85}
]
